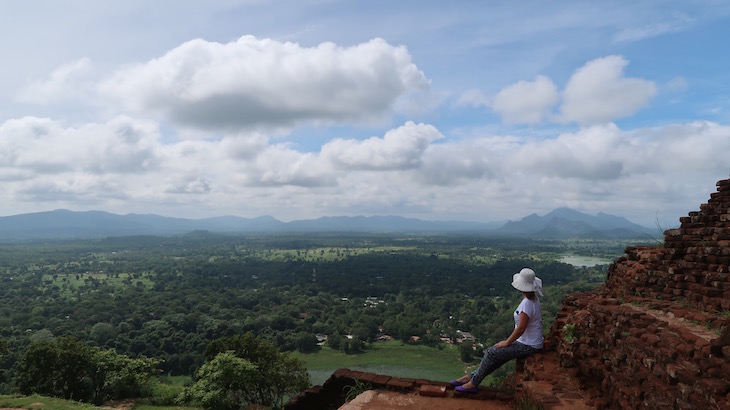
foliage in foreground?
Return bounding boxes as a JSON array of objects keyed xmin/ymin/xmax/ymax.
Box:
[
  {"xmin": 179, "ymin": 332, "xmax": 310, "ymax": 409},
  {"xmin": 15, "ymin": 336, "xmax": 160, "ymax": 404}
]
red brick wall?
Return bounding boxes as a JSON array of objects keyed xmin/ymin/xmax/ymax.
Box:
[{"xmin": 549, "ymin": 177, "xmax": 730, "ymax": 410}]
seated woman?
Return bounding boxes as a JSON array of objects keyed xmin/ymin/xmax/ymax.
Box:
[{"xmin": 450, "ymin": 267, "xmax": 544, "ymax": 393}]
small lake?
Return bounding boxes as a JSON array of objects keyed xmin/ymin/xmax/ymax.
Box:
[{"xmin": 560, "ymin": 254, "xmax": 613, "ymax": 267}]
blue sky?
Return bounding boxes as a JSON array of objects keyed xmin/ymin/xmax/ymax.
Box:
[{"xmin": 1, "ymin": 0, "xmax": 729, "ymax": 227}]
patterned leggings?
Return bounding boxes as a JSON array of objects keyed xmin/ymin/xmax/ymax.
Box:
[{"xmin": 469, "ymin": 342, "xmax": 540, "ymax": 386}]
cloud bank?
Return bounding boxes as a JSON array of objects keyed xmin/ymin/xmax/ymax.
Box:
[
  {"xmin": 98, "ymin": 36, "xmax": 429, "ymax": 130},
  {"xmin": 2, "ymin": 110, "xmax": 728, "ymax": 225},
  {"xmin": 2, "ymin": 15, "xmax": 727, "ymax": 228}
]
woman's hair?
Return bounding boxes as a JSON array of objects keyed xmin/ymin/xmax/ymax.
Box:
[{"xmin": 523, "ymin": 291, "xmax": 537, "ymax": 300}]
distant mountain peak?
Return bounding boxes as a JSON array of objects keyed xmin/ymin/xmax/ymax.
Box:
[{"xmin": 497, "ymin": 207, "xmax": 650, "ymax": 238}]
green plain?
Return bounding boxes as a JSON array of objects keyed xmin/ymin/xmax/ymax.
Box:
[{"xmin": 292, "ymin": 340, "xmax": 475, "ymax": 386}]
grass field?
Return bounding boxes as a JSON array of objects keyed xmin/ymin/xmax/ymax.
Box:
[
  {"xmin": 0, "ymin": 394, "xmax": 200, "ymax": 410},
  {"xmin": 292, "ymin": 340, "xmax": 476, "ymax": 386},
  {"xmin": 0, "ymin": 395, "xmax": 99, "ymax": 410}
]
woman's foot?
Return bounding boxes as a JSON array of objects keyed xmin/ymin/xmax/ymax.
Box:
[
  {"xmin": 455, "ymin": 381, "xmax": 479, "ymax": 393},
  {"xmin": 448, "ymin": 375, "xmax": 471, "ymax": 386}
]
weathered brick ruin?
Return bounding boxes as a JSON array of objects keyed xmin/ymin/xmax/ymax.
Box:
[
  {"xmin": 286, "ymin": 177, "xmax": 730, "ymax": 409},
  {"xmin": 545, "ymin": 177, "xmax": 730, "ymax": 409}
]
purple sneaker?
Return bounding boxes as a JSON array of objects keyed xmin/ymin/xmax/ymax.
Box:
[{"xmin": 448, "ymin": 380, "xmax": 466, "ymax": 386}]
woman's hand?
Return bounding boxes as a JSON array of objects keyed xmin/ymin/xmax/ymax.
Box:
[
  {"xmin": 495, "ymin": 312, "xmax": 531, "ymax": 348},
  {"xmin": 494, "ymin": 340, "xmax": 510, "ymax": 348}
]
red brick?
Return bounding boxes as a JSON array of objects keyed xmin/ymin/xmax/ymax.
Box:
[
  {"xmin": 640, "ymin": 333, "xmax": 661, "ymax": 346},
  {"xmin": 418, "ymin": 384, "xmax": 446, "ymax": 397},
  {"xmin": 386, "ymin": 378, "xmax": 414, "ymax": 390},
  {"xmin": 357, "ymin": 372, "xmax": 378, "ymax": 382},
  {"xmin": 346, "ymin": 370, "xmax": 364, "ymax": 379},
  {"xmin": 332, "ymin": 368, "xmax": 350, "ymax": 378},
  {"xmin": 676, "ymin": 343, "xmax": 694, "ymax": 357},
  {"xmin": 696, "ymin": 379, "xmax": 730, "ymax": 396},
  {"xmin": 371, "ymin": 375, "xmax": 391, "ymax": 386}
]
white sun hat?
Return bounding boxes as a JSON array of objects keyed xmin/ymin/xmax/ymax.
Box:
[{"xmin": 512, "ymin": 268, "xmax": 543, "ymax": 297}]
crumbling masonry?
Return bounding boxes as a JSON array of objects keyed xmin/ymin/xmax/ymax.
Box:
[{"xmin": 542, "ymin": 177, "xmax": 730, "ymax": 409}]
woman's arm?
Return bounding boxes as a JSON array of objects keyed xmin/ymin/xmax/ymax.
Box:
[{"xmin": 494, "ymin": 311, "xmax": 529, "ymax": 348}]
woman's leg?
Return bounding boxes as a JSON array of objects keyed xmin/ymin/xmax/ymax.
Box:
[{"xmin": 467, "ymin": 342, "xmax": 538, "ymax": 387}]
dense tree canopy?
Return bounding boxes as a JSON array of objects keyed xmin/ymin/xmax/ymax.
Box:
[
  {"xmin": 0, "ymin": 232, "xmax": 613, "ymax": 401},
  {"xmin": 15, "ymin": 336, "xmax": 159, "ymax": 404}
]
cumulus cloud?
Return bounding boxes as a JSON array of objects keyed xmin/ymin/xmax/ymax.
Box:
[
  {"xmin": 2, "ymin": 113, "xmax": 729, "ymax": 226},
  {"xmin": 492, "ymin": 75, "xmax": 559, "ymax": 124},
  {"xmin": 560, "ymin": 55, "xmax": 656, "ymax": 125},
  {"xmin": 165, "ymin": 177, "xmax": 212, "ymax": 194},
  {"xmin": 321, "ymin": 121, "xmax": 442, "ymax": 170},
  {"xmin": 0, "ymin": 116, "xmax": 159, "ymax": 174},
  {"xmin": 98, "ymin": 36, "xmax": 429, "ymax": 130},
  {"xmin": 16, "ymin": 58, "xmax": 94, "ymax": 104},
  {"xmin": 252, "ymin": 147, "xmax": 331, "ymax": 187},
  {"xmin": 511, "ymin": 124, "xmax": 625, "ymax": 180}
]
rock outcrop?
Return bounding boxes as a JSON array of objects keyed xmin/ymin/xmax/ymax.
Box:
[{"xmin": 545, "ymin": 177, "xmax": 730, "ymax": 409}]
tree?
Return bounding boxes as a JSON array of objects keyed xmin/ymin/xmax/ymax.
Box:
[
  {"xmin": 201, "ymin": 333, "xmax": 310, "ymax": 408},
  {"xmin": 294, "ymin": 333, "xmax": 318, "ymax": 353},
  {"xmin": 16, "ymin": 336, "xmax": 95, "ymax": 401},
  {"xmin": 178, "ymin": 352, "xmax": 256, "ymax": 410},
  {"xmin": 16, "ymin": 336, "xmax": 160, "ymax": 404},
  {"xmin": 90, "ymin": 322, "xmax": 117, "ymax": 346},
  {"xmin": 91, "ymin": 348, "xmax": 161, "ymax": 404},
  {"xmin": 0, "ymin": 338, "xmax": 8, "ymax": 357},
  {"xmin": 327, "ymin": 332, "xmax": 343, "ymax": 350},
  {"xmin": 459, "ymin": 341, "xmax": 475, "ymax": 363}
]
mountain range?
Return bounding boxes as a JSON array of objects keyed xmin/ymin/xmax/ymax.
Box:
[
  {"xmin": 0, "ymin": 208, "xmax": 654, "ymax": 241},
  {"xmin": 496, "ymin": 207, "xmax": 654, "ymax": 238}
]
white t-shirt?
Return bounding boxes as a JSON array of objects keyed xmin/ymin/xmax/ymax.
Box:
[{"xmin": 514, "ymin": 297, "xmax": 543, "ymax": 349}]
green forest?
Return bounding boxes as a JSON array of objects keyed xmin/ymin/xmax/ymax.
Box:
[{"xmin": 0, "ymin": 231, "xmax": 634, "ymax": 408}]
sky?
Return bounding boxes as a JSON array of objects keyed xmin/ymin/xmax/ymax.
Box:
[{"xmin": 1, "ymin": 0, "xmax": 729, "ymax": 228}]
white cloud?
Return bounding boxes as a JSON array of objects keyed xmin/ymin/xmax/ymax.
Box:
[
  {"xmin": 612, "ymin": 14, "xmax": 692, "ymax": 43},
  {"xmin": 560, "ymin": 55, "xmax": 656, "ymax": 125},
  {"xmin": 511, "ymin": 124, "xmax": 625, "ymax": 180},
  {"xmin": 252, "ymin": 146, "xmax": 331, "ymax": 187},
  {"xmin": 16, "ymin": 58, "xmax": 94, "ymax": 104},
  {"xmin": 492, "ymin": 75, "xmax": 559, "ymax": 124},
  {"xmin": 2, "ymin": 112, "xmax": 729, "ymax": 226},
  {"xmin": 456, "ymin": 89, "xmax": 490, "ymax": 108},
  {"xmin": 417, "ymin": 138, "xmax": 498, "ymax": 185},
  {"xmin": 321, "ymin": 121, "xmax": 442, "ymax": 170},
  {"xmin": 98, "ymin": 36, "xmax": 429, "ymax": 131}
]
